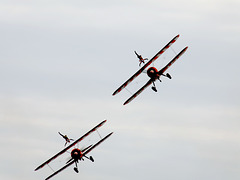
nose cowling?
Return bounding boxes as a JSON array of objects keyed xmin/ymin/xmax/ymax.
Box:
[
  {"xmin": 71, "ymin": 148, "xmax": 83, "ymax": 160},
  {"xmin": 147, "ymin": 67, "xmax": 158, "ymax": 79}
]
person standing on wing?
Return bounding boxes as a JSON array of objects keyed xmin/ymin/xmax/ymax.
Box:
[
  {"xmin": 58, "ymin": 132, "xmax": 74, "ymax": 146},
  {"xmin": 134, "ymin": 51, "xmax": 148, "ymax": 66}
]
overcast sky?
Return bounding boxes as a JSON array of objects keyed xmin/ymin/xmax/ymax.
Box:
[{"xmin": 0, "ymin": 0, "xmax": 240, "ymax": 180}]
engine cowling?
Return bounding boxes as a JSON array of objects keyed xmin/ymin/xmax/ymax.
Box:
[
  {"xmin": 147, "ymin": 67, "xmax": 159, "ymax": 79},
  {"xmin": 71, "ymin": 148, "xmax": 83, "ymax": 160}
]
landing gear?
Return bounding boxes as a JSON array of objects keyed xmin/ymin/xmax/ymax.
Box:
[
  {"xmin": 166, "ymin": 73, "xmax": 171, "ymax": 79},
  {"xmin": 74, "ymin": 167, "xmax": 79, "ymax": 173},
  {"xmin": 74, "ymin": 161, "xmax": 79, "ymax": 173},
  {"xmin": 151, "ymin": 81, "xmax": 158, "ymax": 92},
  {"xmin": 90, "ymin": 156, "xmax": 94, "ymax": 162},
  {"xmin": 151, "ymin": 86, "xmax": 157, "ymax": 92},
  {"xmin": 161, "ymin": 73, "xmax": 171, "ymax": 79},
  {"xmin": 83, "ymin": 155, "xmax": 94, "ymax": 162}
]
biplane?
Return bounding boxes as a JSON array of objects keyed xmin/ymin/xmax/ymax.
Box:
[
  {"xmin": 112, "ymin": 34, "xmax": 188, "ymax": 105},
  {"xmin": 35, "ymin": 120, "xmax": 113, "ymax": 180}
]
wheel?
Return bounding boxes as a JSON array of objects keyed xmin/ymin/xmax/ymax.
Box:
[
  {"xmin": 152, "ymin": 86, "xmax": 157, "ymax": 92},
  {"xmin": 166, "ymin": 73, "xmax": 171, "ymax": 79},
  {"xmin": 90, "ymin": 156, "xmax": 94, "ymax": 162},
  {"xmin": 74, "ymin": 167, "xmax": 79, "ymax": 173}
]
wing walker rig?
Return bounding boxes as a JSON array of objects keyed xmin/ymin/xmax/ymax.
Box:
[
  {"xmin": 113, "ymin": 34, "xmax": 188, "ymax": 105},
  {"xmin": 35, "ymin": 120, "xmax": 113, "ymax": 180}
]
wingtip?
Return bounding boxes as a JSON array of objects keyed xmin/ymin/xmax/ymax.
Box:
[
  {"xmin": 112, "ymin": 90, "xmax": 118, "ymax": 96},
  {"xmin": 123, "ymin": 99, "xmax": 131, "ymax": 105},
  {"xmin": 106, "ymin": 132, "xmax": 114, "ymax": 138}
]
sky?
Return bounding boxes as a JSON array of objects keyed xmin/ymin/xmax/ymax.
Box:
[{"xmin": 0, "ymin": 0, "xmax": 240, "ymax": 180}]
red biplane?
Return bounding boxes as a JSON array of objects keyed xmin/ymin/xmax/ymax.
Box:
[
  {"xmin": 35, "ymin": 120, "xmax": 113, "ymax": 180},
  {"xmin": 112, "ymin": 34, "xmax": 188, "ymax": 105}
]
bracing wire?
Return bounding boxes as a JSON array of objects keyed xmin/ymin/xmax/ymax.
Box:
[
  {"xmin": 96, "ymin": 129, "xmax": 102, "ymax": 139},
  {"xmin": 88, "ymin": 130, "xmax": 94, "ymax": 142},
  {"xmin": 171, "ymin": 46, "xmax": 177, "ymax": 55},
  {"xmin": 125, "ymin": 87, "xmax": 133, "ymax": 95},
  {"xmin": 47, "ymin": 164, "xmax": 55, "ymax": 172}
]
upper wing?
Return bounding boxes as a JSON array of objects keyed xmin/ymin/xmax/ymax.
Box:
[
  {"xmin": 123, "ymin": 79, "xmax": 152, "ymax": 105},
  {"xmin": 159, "ymin": 47, "xmax": 188, "ymax": 74},
  {"xmin": 112, "ymin": 34, "xmax": 180, "ymax": 96},
  {"xmin": 45, "ymin": 160, "xmax": 75, "ymax": 180},
  {"xmin": 35, "ymin": 120, "xmax": 107, "ymax": 171},
  {"xmin": 83, "ymin": 132, "xmax": 113, "ymax": 156}
]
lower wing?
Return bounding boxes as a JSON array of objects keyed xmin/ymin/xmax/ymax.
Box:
[
  {"xmin": 159, "ymin": 47, "xmax": 188, "ymax": 74},
  {"xmin": 45, "ymin": 160, "xmax": 75, "ymax": 180},
  {"xmin": 123, "ymin": 79, "xmax": 152, "ymax": 105},
  {"xmin": 83, "ymin": 132, "xmax": 113, "ymax": 156}
]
